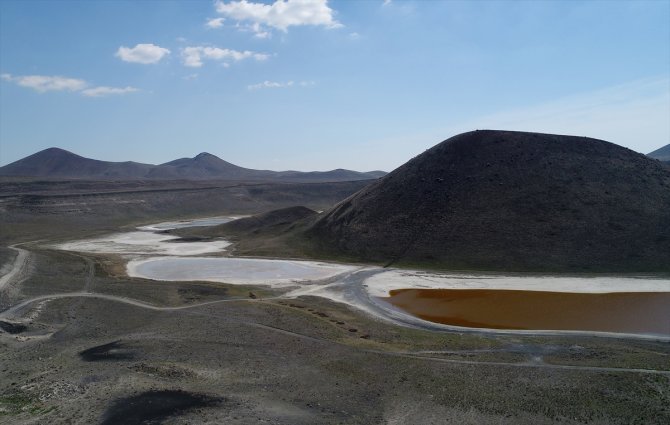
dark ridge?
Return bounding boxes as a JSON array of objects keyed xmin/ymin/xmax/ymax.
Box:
[
  {"xmin": 222, "ymin": 206, "xmax": 317, "ymax": 234},
  {"xmin": 79, "ymin": 341, "xmax": 137, "ymax": 362},
  {"xmin": 100, "ymin": 390, "xmax": 223, "ymax": 425},
  {"xmin": 173, "ymin": 206, "xmax": 321, "ymax": 258},
  {"xmin": 0, "ymin": 149, "xmax": 387, "ymax": 182},
  {"xmin": 307, "ymin": 130, "xmax": 670, "ymax": 272},
  {"xmin": 0, "ymin": 320, "xmax": 27, "ymax": 334},
  {"xmin": 364, "ymin": 170, "xmax": 388, "ymax": 178},
  {"xmin": 166, "ymin": 236, "xmax": 212, "ymax": 243}
]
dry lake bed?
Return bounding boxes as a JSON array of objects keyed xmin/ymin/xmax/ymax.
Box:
[{"xmin": 56, "ymin": 217, "xmax": 670, "ymax": 338}]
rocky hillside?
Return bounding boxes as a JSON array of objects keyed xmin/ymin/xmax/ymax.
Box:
[{"xmin": 307, "ymin": 130, "xmax": 670, "ymax": 272}]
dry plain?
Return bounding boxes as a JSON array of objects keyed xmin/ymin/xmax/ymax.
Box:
[{"xmin": 0, "ymin": 179, "xmax": 669, "ymax": 425}]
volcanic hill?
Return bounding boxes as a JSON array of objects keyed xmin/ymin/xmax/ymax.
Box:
[
  {"xmin": 0, "ymin": 147, "xmax": 155, "ymax": 179},
  {"xmin": 303, "ymin": 130, "xmax": 670, "ymax": 272}
]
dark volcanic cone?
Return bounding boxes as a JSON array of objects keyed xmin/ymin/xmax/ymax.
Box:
[
  {"xmin": 308, "ymin": 130, "xmax": 670, "ymax": 272},
  {"xmin": 0, "ymin": 147, "xmax": 154, "ymax": 179}
]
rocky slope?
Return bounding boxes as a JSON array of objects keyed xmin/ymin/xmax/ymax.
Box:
[{"xmin": 307, "ymin": 130, "xmax": 670, "ymax": 271}]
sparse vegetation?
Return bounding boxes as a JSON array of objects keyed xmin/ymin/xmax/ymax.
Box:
[{"xmin": 1, "ymin": 132, "xmax": 669, "ymax": 424}]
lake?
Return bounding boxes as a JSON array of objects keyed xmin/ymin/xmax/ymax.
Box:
[{"xmin": 383, "ymin": 288, "xmax": 670, "ymax": 336}]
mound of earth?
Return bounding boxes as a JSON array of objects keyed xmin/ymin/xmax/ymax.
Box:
[
  {"xmin": 222, "ymin": 206, "xmax": 318, "ymax": 234},
  {"xmin": 306, "ymin": 130, "xmax": 670, "ymax": 272},
  {"xmin": 175, "ymin": 206, "xmax": 319, "ymax": 257}
]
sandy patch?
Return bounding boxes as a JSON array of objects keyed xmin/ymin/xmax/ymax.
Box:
[
  {"xmin": 365, "ymin": 270, "xmax": 670, "ymax": 297},
  {"xmin": 136, "ymin": 216, "xmax": 242, "ymax": 231},
  {"xmin": 127, "ymin": 257, "xmax": 358, "ymax": 287},
  {"xmin": 56, "ymin": 232, "xmax": 230, "ymax": 256}
]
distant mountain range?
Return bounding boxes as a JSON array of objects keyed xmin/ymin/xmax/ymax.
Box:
[
  {"xmin": 0, "ymin": 148, "xmax": 386, "ymax": 182},
  {"xmin": 648, "ymin": 144, "xmax": 670, "ymax": 163}
]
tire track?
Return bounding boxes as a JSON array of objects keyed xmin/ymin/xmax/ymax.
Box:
[
  {"xmin": 0, "ymin": 245, "xmax": 30, "ymax": 292},
  {"xmin": 0, "ymin": 291, "xmax": 274, "ymax": 319},
  {"xmin": 3, "ymin": 291, "xmax": 668, "ymax": 377}
]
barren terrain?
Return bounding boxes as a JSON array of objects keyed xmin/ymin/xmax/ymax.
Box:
[{"xmin": 0, "ymin": 179, "xmax": 669, "ymax": 424}]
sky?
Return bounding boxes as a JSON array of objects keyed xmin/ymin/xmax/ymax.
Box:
[{"xmin": 1, "ymin": 0, "xmax": 669, "ymax": 172}]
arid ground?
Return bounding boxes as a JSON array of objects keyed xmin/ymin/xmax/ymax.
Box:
[{"xmin": 0, "ymin": 179, "xmax": 668, "ymax": 424}]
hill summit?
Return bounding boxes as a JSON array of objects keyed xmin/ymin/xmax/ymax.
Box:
[
  {"xmin": 307, "ymin": 130, "xmax": 670, "ymax": 272},
  {"xmin": 0, "ymin": 147, "xmax": 154, "ymax": 179},
  {"xmin": 150, "ymin": 151, "xmax": 264, "ymax": 180}
]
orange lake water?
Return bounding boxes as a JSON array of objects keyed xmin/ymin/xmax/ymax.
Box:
[{"xmin": 383, "ymin": 288, "xmax": 670, "ymax": 335}]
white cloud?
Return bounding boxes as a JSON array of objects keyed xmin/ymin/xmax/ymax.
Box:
[
  {"xmin": 215, "ymin": 0, "xmax": 342, "ymax": 37},
  {"xmin": 1, "ymin": 73, "xmax": 87, "ymax": 93},
  {"xmin": 206, "ymin": 17, "xmax": 225, "ymax": 28},
  {"xmin": 81, "ymin": 86, "xmax": 139, "ymax": 97},
  {"xmin": 182, "ymin": 46, "xmax": 269, "ymax": 67},
  {"xmin": 383, "ymin": 0, "xmax": 392, "ymax": 6},
  {"xmin": 247, "ymin": 79, "xmax": 315, "ymax": 90},
  {"xmin": 116, "ymin": 43, "xmax": 171, "ymax": 64},
  {"xmin": 248, "ymin": 80, "xmax": 294, "ymax": 90},
  {"xmin": 182, "ymin": 49, "xmax": 204, "ymax": 67},
  {"xmin": 348, "ymin": 32, "xmax": 360, "ymax": 40},
  {"xmin": 2, "ymin": 73, "xmax": 138, "ymax": 97}
]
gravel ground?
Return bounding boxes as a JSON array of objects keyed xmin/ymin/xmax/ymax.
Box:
[{"xmin": 1, "ymin": 248, "xmax": 669, "ymax": 424}]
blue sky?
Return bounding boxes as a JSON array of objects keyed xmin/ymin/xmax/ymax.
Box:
[{"xmin": 1, "ymin": 0, "xmax": 668, "ymax": 171}]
